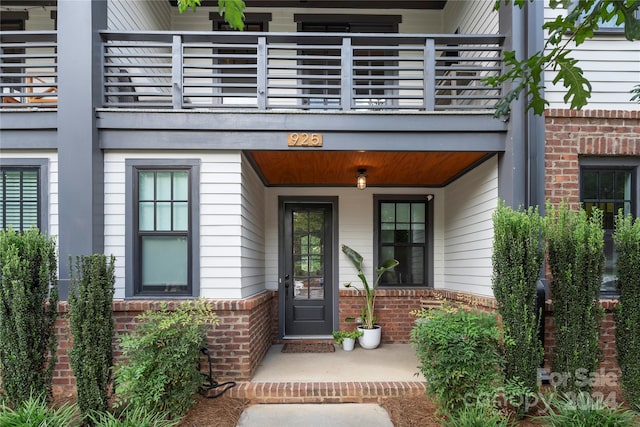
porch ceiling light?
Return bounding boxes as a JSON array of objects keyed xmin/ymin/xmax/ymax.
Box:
[{"xmin": 356, "ymin": 168, "xmax": 367, "ymax": 190}]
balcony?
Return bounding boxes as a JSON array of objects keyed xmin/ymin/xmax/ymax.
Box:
[{"xmin": 1, "ymin": 30, "xmax": 504, "ymax": 112}]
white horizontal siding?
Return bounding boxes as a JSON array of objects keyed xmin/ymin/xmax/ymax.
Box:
[
  {"xmin": 443, "ymin": 155, "xmax": 498, "ymax": 297},
  {"xmin": 264, "ymin": 186, "xmax": 446, "ymax": 293},
  {"xmin": 172, "ymin": 6, "xmax": 444, "ymax": 33},
  {"xmin": 108, "ymin": 0, "xmax": 171, "ymax": 31},
  {"xmin": 104, "ymin": 150, "xmax": 249, "ymax": 299},
  {"xmin": 240, "ymin": 154, "xmax": 266, "ymax": 298},
  {"xmin": 443, "ymin": 0, "xmax": 499, "ymax": 34},
  {"xmin": 544, "ymin": 1, "xmax": 640, "ymax": 110}
]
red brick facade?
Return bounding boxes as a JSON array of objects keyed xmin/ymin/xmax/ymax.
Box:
[{"xmin": 545, "ymin": 108, "xmax": 640, "ymax": 207}]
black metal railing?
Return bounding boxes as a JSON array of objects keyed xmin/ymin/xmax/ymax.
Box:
[{"xmin": 1, "ymin": 31, "xmax": 504, "ymax": 112}]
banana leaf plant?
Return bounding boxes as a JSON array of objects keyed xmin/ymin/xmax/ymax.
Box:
[{"xmin": 341, "ymin": 244, "xmax": 399, "ymax": 330}]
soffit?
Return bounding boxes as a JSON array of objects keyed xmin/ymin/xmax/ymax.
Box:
[{"xmin": 247, "ymin": 150, "xmax": 489, "ymax": 187}]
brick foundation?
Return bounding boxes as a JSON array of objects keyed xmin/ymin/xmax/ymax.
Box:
[
  {"xmin": 52, "ymin": 291, "xmax": 277, "ymax": 398},
  {"xmin": 544, "ymin": 300, "xmax": 620, "ymax": 380},
  {"xmin": 47, "ymin": 286, "xmax": 622, "ymax": 400}
]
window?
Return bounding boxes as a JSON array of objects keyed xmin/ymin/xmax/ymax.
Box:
[
  {"xmin": 127, "ymin": 160, "xmax": 199, "ymax": 297},
  {"xmin": 572, "ymin": 0, "xmax": 640, "ymax": 33},
  {"xmin": 1, "ymin": 168, "xmax": 39, "ymax": 231},
  {"xmin": 374, "ymin": 195, "xmax": 433, "ymax": 287},
  {"xmin": 581, "ymin": 165, "xmax": 637, "ymax": 297},
  {"xmin": 0, "ymin": 159, "xmax": 47, "ymax": 233}
]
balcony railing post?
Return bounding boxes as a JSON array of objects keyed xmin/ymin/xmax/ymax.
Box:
[
  {"xmin": 341, "ymin": 37, "xmax": 352, "ymax": 111},
  {"xmin": 172, "ymin": 34, "xmax": 183, "ymax": 109},
  {"xmin": 257, "ymin": 36, "xmax": 267, "ymax": 110},
  {"xmin": 424, "ymin": 38, "xmax": 435, "ymax": 111}
]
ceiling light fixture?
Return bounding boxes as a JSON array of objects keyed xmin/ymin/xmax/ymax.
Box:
[{"xmin": 356, "ymin": 168, "xmax": 367, "ymax": 190}]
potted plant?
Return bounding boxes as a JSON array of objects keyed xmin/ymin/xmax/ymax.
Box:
[
  {"xmin": 332, "ymin": 329, "xmax": 363, "ymax": 351},
  {"xmin": 341, "ymin": 244, "xmax": 399, "ymax": 349}
]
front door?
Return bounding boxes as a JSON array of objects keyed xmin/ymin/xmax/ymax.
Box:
[{"xmin": 281, "ymin": 200, "xmax": 334, "ymax": 337}]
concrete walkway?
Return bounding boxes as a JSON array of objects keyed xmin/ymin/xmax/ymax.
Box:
[
  {"xmin": 234, "ymin": 343, "xmax": 421, "ymax": 426},
  {"xmin": 236, "ymin": 403, "xmax": 393, "ymax": 427}
]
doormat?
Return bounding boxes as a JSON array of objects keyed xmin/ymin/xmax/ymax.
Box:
[{"xmin": 281, "ymin": 343, "xmax": 335, "ymax": 353}]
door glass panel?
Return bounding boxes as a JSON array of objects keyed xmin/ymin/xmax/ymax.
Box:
[{"xmin": 292, "ymin": 209, "xmax": 325, "ymax": 300}]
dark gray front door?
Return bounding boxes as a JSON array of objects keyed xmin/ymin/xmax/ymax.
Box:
[{"xmin": 282, "ymin": 202, "xmax": 334, "ymax": 336}]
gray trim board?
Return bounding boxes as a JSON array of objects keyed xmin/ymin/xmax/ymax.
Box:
[
  {"xmin": 125, "ymin": 159, "xmax": 201, "ymax": 298},
  {"xmin": 0, "ymin": 130, "xmax": 57, "ymax": 149},
  {"xmin": 0, "ymin": 158, "xmax": 49, "ymax": 235},
  {"xmin": 100, "ymin": 130, "xmax": 506, "ymax": 152},
  {"xmin": 0, "ymin": 111, "xmax": 57, "ymax": 130},
  {"xmin": 96, "ymin": 111, "xmax": 507, "ymax": 132}
]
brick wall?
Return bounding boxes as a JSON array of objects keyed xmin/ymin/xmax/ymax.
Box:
[
  {"xmin": 52, "ymin": 291, "xmax": 276, "ymax": 398},
  {"xmin": 338, "ymin": 288, "xmax": 498, "ymax": 343},
  {"xmin": 545, "ymin": 108, "xmax": 640, "ymax": 207},
  {"xmin": 544, "ymin": 301, "xmax": 620, "ymax": 383}
]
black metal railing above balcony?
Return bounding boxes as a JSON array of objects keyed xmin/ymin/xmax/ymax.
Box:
[
  {"xmin": 0, "ymin": 31, "xmax": 505, "ymax": 112},
  {"xmin": 0, "ymin": 31, "xmax": 58, "ymax": 108}
]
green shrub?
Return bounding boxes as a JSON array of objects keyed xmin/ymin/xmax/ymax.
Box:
[
  {"xmin": 440, "ymin": 404, "xmax": 511, "ymax": 427},
  {"xmin": 546, "ymin": 202, "xmax": 604, "ymax": 394},
  {"xmin": 114, "ymin": 299, "xmax": 218, "ymax": 419},
  {"xmin": 0, "ymin": 228, "xmax": 58, "ymax": 407},
  {"xmin": 492, "ymin": 202, "xmax": 544, "ymax": 407},
  {"xmin": 69, "ymin": 254, "xmax": 116, "ymax": 417},
  {"xmin": 0, "ymin": 394, "xmax": 78, "ymax": 427},
  {"xmin": 88, "ymin": 406, "xmax": 179, "ymax": 427},
  {"xmin": 410, "ymin": 305, "xmax": 504, "ymax": 413},
  {"xmin": 536, "ymin": 392, "xmax": 638, "ymax": 427},
  {"xmin": 613, "ymin": 212, "xmax": 640, "ymax": 408}
]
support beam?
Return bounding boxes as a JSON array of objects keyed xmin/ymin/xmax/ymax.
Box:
[
  {"xmin": 497, "ymin": 3, "xmax": 528, "ymax": 209},
  {"xmin": 57, "ymin": 0, "xmax": 107, "ymax": 298}
]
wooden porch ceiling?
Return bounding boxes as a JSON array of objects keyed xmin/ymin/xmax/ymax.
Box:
[{"xmin": 247, "ymin": 151, "xmax": 489, "ymax": 187}]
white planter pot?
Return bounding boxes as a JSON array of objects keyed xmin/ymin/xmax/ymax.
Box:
[
  {"xmin": 342, "ymin": 337, "xmax": 355, "ymax": 351},
  {"xmin": 357, "ymin": 325, "xmax": 381, "ymax": 349}
]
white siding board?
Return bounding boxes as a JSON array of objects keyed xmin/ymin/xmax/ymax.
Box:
[
  {"xmin": 240, "ymin": 155, "xmax": 266, "ymax": 298},
  {"xmin": 543, "ymin": 0, "xmax": 640, "ymax": 110},
  {"xmin": 108, "ymin": 0, "xmax": 171, "ymax": 31},
  {"xmin": 171, "ymin": 6, "xmax": 444, "ymax": 33},
  {"xmin": 104, "ymin": 150, "xmax": 256, "ymax": 299},
  {"xmin": 443, "ymin": 156, "xmax": 498, "ymax": 297},
  {"xmin": 443, "ymin": 0, "xmax": 498, "ymax": 34}
]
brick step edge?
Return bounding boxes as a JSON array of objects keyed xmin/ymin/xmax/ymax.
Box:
[{"xmin": 226, "ymin": 381, "xmax": 426, "ymax": 403}]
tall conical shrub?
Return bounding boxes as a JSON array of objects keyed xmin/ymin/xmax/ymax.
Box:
[
  {"xmin": 69, "ymin": 254, "xmax": 116, "ymax": 416},
  {"xmin": 492, "ymin": 202, "xmax": 544, "ymax": 402},
  {"xmin": 546, "ymin": 201, "xmax": 604, "ymax": 394},
  {"xmin": 0, "ymin": 228, "xmax": 58, "ymax": 406},
  {"xmin": 614, "ymin": 212, "xmax": 640, "ymax": 407}
]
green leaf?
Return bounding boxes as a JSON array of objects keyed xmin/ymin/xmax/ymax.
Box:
[
  {"xmin": 552, "ymin": 50, "xmax": 592, "ymax": 109},
  {"xmin": 218, "ymin": 0, "xmax": 246, "ymax": 30}
]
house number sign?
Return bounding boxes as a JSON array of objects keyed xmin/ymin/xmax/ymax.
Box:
[{"xmin": 287, "ymin": 133, "xmax": 323, "ymax": 147}]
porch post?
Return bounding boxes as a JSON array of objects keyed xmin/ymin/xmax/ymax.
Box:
[
  {"xmin": 497, "ymin": 2, "xmax": 528, "ymax": 209},
  {"xmin": 57, "ymin": 0, "xmax": 107, "ymax": 298}
]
